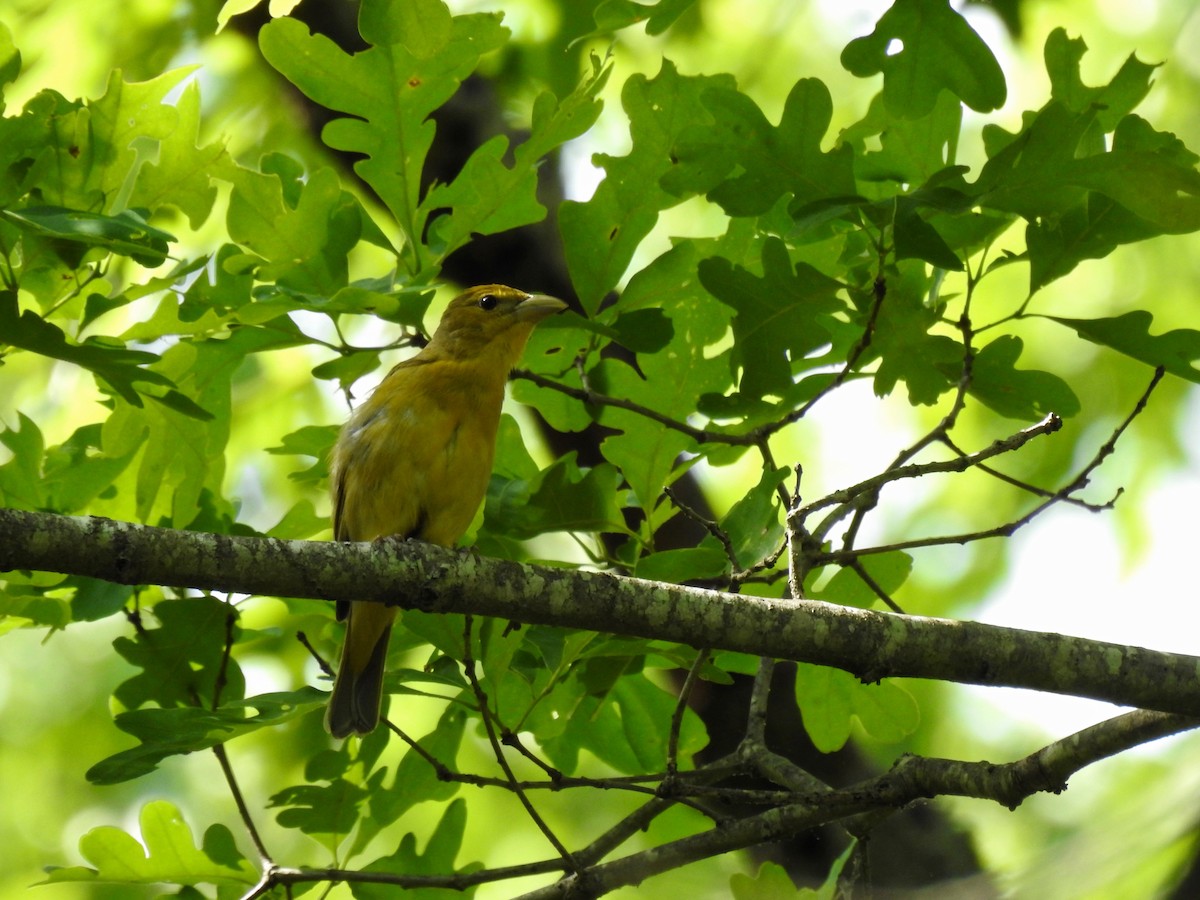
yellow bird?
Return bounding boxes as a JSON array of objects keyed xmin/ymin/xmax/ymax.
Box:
[{"xmin": 325, "ymin": 284, "xmax": 567, "ymax": 738}]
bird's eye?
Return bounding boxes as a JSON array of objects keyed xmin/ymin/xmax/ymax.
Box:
[{"xmin": 478, "ymin": 294, "xmax": 497, "ymax": 311}]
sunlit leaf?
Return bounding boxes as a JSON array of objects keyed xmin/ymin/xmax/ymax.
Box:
[
  {"xmin": 841, "ymin": 0, "xmax": 1006, "ymax": 117},
  {"xmin": 259, "ymin": 0, "xmax": 507, "ymax": 261},
  {"xmin": 795, "ymin": 664, "xmax": 920, "ymax": 751},
  {"xmin": 41, "ymin": 801, "xmax": 256, "ymax": 886},
  {"xmin": 1045, "ymin": 312, "xmax": 1200, "ymax": 383}
]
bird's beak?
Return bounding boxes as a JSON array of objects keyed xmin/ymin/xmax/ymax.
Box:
[{"xmin": 516, "ymin": 293, "xmax": 568, "ymax": 322}]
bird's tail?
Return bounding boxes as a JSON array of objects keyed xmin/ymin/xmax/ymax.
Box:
[{"xmin": 325, "ymin": 606, "xmax": 395, "ymax": 738}]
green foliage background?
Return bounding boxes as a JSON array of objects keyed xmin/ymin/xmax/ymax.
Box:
[{"xmin": 2, "ymin": 0, "xmax": 1200, "ymax": 897}]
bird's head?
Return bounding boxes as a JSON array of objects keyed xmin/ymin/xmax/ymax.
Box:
[{"xmin": 428, "ymin": 284, "xmax": 568, "ymax": 365}]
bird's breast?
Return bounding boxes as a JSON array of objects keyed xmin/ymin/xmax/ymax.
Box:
[{"xmin": 333, "ymin": 367, "xmax": 505, "ymax": 546}]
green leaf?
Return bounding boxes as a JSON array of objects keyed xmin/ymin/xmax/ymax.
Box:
[
  {"xmin": 853, "ymin": 678, "xmax": 921, "ymax": 743},
  {"xmin": 566, "ymin": 307, "xmax": 675, "ymax": 354},
  {"xmin": 112, "ymin": 596, "xmax": 244, "ymax": 710},
  {"xmin": 843, "ymin": 90, "xmax": 964, "ymax": 188},
  {"xmin": 271, "ymin": 779, "xmax": 367, "ymax": 836},
  {"xmin": 262, "ymin": 499, "xmax": 323, "ymax": 539},
  {"xmin": 0, "ymin": 86, "xmax": 50, "ymax": 206},
  {"xmin": 532, "ymin": 674, "xmax": 620, "ymax": 772},
  {"xmin": 731, "ymin": 861, "xmax": 811, "ymax": 900},
  {"xmin": 153, "ymin": 387, "xmax": 217, "ymax": 421},
  {"xmin": 892, "ymin": 194, "xmax": 964, "ymax": 270},
  {"xmin": 67, "ymin": 576, "xmax": 134, "ymax": 622},
  {"xmin": 312, "ymin": 349, "xmax": 383, "ymax": 390},
  {"xmin": 977, "ymin": 101, "xmax": 1200, "ymax": 236},
  {"xmin": 1044, "ymin": 311, "xmax": 1200, "ymax": 384},
  {"xmin": 1, "ymin": 205, "xmax": 174, "ymax": 266},
  {"xmin": 0, "ymin": 21, "xmax": 20, "ymax": 94},
  {"xmin": 524, "ymin": 626, "xmax": 599, "ymax": 676},
  {"xmin": 1026, "ymin": 192, "xmax": 1157, "ymax": 292},
  {"xmin": 491, "ymin": 414, "xmax": 541, "ymax": 483},
  {"xmin": 381, "ymin": 0, "xmax": 453, "ymax": 54},
  {"xmin": 41, "ymin": 801, "xmax": 256, "ymax": 887},
  {"xmin": 593, "ymin": 359, "xmax": 694, "ymax": 512},
  {"xmin": 225, "ymin": 161, "xmax": 358, "ymax": 294},
  {"xmin": 139, "ymin": 326, "xmax": 298, "ymax": 522},
  {"xmin": 538, "ymin": 669, "xmax": 705, "ymax": 774},
  {"xmin": 699, "ymin": 237, "xmax": 844, "ymax": 397},
  {"xmin": 510, "ymin": 362, "xmax": 595, "ymax": 434},
  {"xmin": 0, "ymin": 290, "xmax": 175, "ymax": 407},
  {"xmin": 841, "ymin": 0, "xmax": 1006, "ymax": 117},
  {"xmin": 974, "ymin": 102, "xmax": 1095, "ymax": 221},
  {"xmin": 86, "ymin": 689, "xmax": 326, "ymax": 784},
  {"xmin": 258, "ymin": 0, "xmax": 508, "ymax": 265},
  {"xmin": 795, "ymin": 664, "xmax": 920, "ymax": 752},
  {"xmin": 869, "ymin": 263, "xmax": 961, "ymax": 405},
  {"xmin": 30, "ymin": 66, "xmax": 196, "ymax": 212},
  {"xmin": 355, "ymin": 800, "xmax": 481, "ymax": 900},
  {"xmin": 636, "ymin": 547, "xmax": 729, "ymax": 583},
  {"xmin": 719, "ymin": 466, "xmax": 787, "ymax": 569},
  {"xmin": 1044, "ymin": 28, "xmax": 1157, "ymax": 133},
  {"xmin": 267, "ymin": 424, "xmax": 340, "ymax": 460},
  {"xmin": 561, "ymin": 60, "xmax": 735, "ymax": 313},
  {"xmin": 586, "ymin": 0, "xmax": 697, "ymax": 39},
  {"xmin": 107, "ymin": 347, "xmax": 211, "ymax": 521},
  {"xmin": 216, "ymin": 0, "xmax": 275, "ymax": 32},
  {"xmin": 423, "ymin": 53, "xmax": 610, "ymax": 261},
  {"xmin": 497, "ymin": 454, "xmax": 630, "ymax": 539},
  {"xmin": 132, "ymin": 79, "xmax": 228, "ymax": 228},
  {"xmin": 982, "ymin": 39, "xmax": 1196, "ymax": 290},
  {"xmin": 614, "ymin": 674, "xmax": 706, "ymax": 771},
  {"xmin": 811, "ymin": 552, "xmax": 912, "ymax": 609},
  {"xmin": 666, "ymin": 78, "xmax": 857, "ymax": 217},
  {"xmin": 0, "ymin": 578, "xmax": 72, "ymax": 629},
  {"xmin": 586, "ymin": 244, "xmax": 734, "ymax": 508},
  {"xmin": 732, "ymin": 843, "xmax": 855, "ymax": 900},
  {"xmin": 267, "ymin": 424, "xmax": 339, "ymax": 485},
  {"xmin": 0, "ymin": 412, "xmax": 47, "ymax": 509},
  {"xmin": 363, "ymin": 705, "xmax": 467, "ymax": 834},
  {"xmin": 81, "ymin": 256, "xmax": 210, "ymax": 330},
  {"xmin": 1067, "ymin": 140, "xmax": 1200, "ymax": 236},
  {"xmin": 969, "ymin": 335, "xmax": 1081, "ymax": 420}
]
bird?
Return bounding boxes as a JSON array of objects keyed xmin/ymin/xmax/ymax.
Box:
[{"xmin": 324, "ymin": 284, "xmax": 567, "ymax": 738}]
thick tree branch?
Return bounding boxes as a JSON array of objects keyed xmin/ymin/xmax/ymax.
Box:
[
  {"xmin": 517, "ymin": 709, "xmax": 1197, "ymax": 898},
  {"xmin": 4, "ymin": 507, "xmax": 1200, "ymax": 717}
]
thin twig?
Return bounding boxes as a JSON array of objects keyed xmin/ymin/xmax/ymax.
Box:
[
  {"xmin": 939, "ymin": 435, "xmax": 1122, "ymax": 511},
  {"xmin": 501, "ymin": 730, "xmax": 566, "ymax": 782},
  {"xmin": 811, "ymin": 367, "xmax": 1164, "ymax": 566},
  {"xmin": 297, "ymin": 630, "xmax": 333, "ymax": 677},
  {"xmin": 213, "ymin": 743, "xmax": 274, "ymax": 866},
  {"xmin": 514, "ymin": 368, "xmax": 757, "ymax": 447},
  {"xmin": 212, "ymin": 602, "xmax": 238, "ymax": 709},
  {"xmin": 829, "ymin": 274, "xmax": 981, "ymax": 556},
  {"xmin": 663, "ymin": 486, "xmax": 738, "ymax": 573},
  {"xmin": 1060, "ymin": 366, "xmax": 1165, "ymax": 494},
  {"xmin": 789, "ymin": 274, "xmax": 889, "ymax": 424},
  {"xmin": 796, "ymin": 413, "xmax": 1063, "ymax": 527},
  {"xmin": 667, "ymin": 648, "xmax": 710, "ymax": 775},
  {"xmin": 845, "ymin": 559, "xmax": 905, "ymax": 614},
  {"xmin": 462, "ymin": 615, "xmax": 579, "ymax": 871},
  {"xmin": 202, "ymin": 603, "xmax": 274, "ymax": 867},
  {"xmin": 241, "ymin": 854, "xmax": 571, "ymax": 899},
  {"xmin": 384, "ymin": 717, "xmax": 455, "ymax": 776},
  {"xmin": 574, "ymin": 754, "xmax": 746, "ymax": 868}
]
